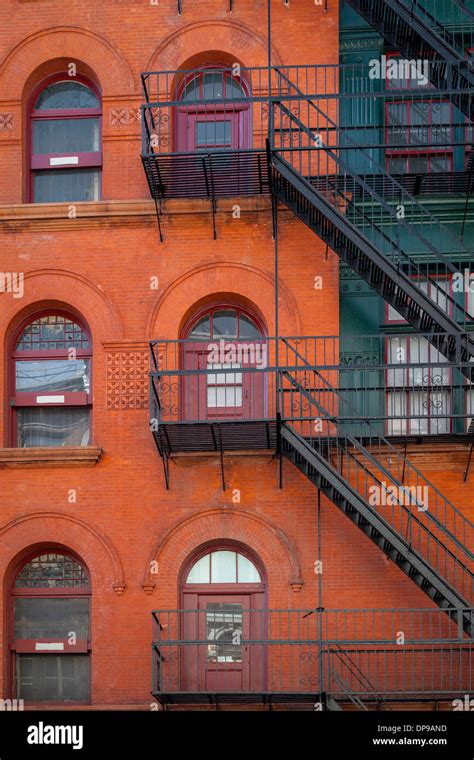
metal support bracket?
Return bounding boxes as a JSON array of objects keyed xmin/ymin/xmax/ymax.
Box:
[
  {"xmin": 218, "ymin": 425, "xmax": 226, "ymax": 491},
  {"xmin": 203, "ymin": 156, "xmax": 217, "ymax": 239},
  {"xmin": 162, "ymin": 452, "xmax": 170, "ymax": 490},
  {"xmin": 154, "ymin": 198, "xmax": 164, "ymax": 243},
  {"xmin": 276, "ymin": 412, "xmax": 283, "ymax": 489}
]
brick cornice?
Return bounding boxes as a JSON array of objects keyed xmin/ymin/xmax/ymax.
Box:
[{"xmin": 0, "ymin": 197, "xmax": 273, "ymax": 232}]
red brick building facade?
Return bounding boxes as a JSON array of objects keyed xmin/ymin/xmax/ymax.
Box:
[{"xmin": 0, "ymin": 0, "xmax": 471, "ymax": 710}]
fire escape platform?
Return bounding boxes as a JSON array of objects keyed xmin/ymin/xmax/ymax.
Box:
[
  {"xmin": 142, "ymin": 149, "xmax": 473, "ymax": 202},
  {"xmin": 153, "ymin": 420, "xmax": 277, "ymax": 456},
  {"xmin": 142, "ymin": 150, "xmax": 270, "ymax": 201},
  {"xmin": 152, "ymin": 691, "xmax": 321, "ymax": 706}
]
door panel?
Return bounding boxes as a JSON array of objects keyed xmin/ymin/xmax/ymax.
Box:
[
  {"xmin": 181, "ymin": 592, "xmax": 266, "ymax": 694},
  {"xmin": 182, "ymin": 341, "xmax": 266, "ymax": 421},
  {"xmin": 198, "ymin": 596, "xmax": 249, "ymax": 692}
]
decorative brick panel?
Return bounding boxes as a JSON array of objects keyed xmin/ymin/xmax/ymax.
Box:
[
  {"xmin": 0, "ymin": 114, "xmax": 13, "ymax": 131},
  {"xmin": 106, "ymin": 349, "xmax": 149, "ymax": 410},
  {"xmin": 109, "ymin": 107, "xmax": 141, "ymax": 126}
]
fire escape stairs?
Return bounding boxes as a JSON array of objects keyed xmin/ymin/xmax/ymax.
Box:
[
  {"xmin": 270, "ymin": 148, "xmax": 474, "ymax": 377},
  {"xmin": 279, "ymin": 369, "xmax": 473, "ymax": 636},
  {"xmin": 345, "ymin": 0, "xmax": 474, "ymax": 121}
]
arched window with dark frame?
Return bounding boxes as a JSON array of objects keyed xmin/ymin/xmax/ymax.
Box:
[
  {"xmin": 10, "ymin": 550, "xmax": 91, "ymax": 703},
  {"xmin": 11, "ymin": 312, "xmax": 92, "ymax": 448},
  {"xmin": 29, "ymin": 76, "xmax": 102, "ymax": 203},
  {"xmin": 176, "ymin": 66, "xmax": 250, "ymax": 153},
  {"xmin": 181, "ymin": 305, "xmax": 267, "ymax": 421}
]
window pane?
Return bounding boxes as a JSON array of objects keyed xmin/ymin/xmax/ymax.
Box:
[
  {"xmin": 429, "ymin": 154, "xmax": 450, "ymax": 173},
  {"xmin": 212, "ymin": 310, "xmax": 238, "ymax": 339},
  {"xmin": 202, "ymin": 72, "xmax": 225, "ymax": 100},
  {"xmin": 15, "ymin": 553, "xmax": 88, "ymax": 589},
  {"xmin": 206, "ymin": 603, "xmax": 242, "ymax": 662},
  {"xmin": 387, "ymin": 391, "xmax": 407, "ymax": 435},
  {"xmin": 182, "ymin": 75, "xmax": 200, "ymax": 102},
  {"xmin": 16, "ymin": 316, "xmax": 89, "ymax": 352},
  {"xmin": 186, "ymin": 555, "xmax": 210, "ymax": 583},
  {"xmin": 35, "ymin": 81, "xmax": 99, "ymax": 110},
  {"xmin": 239, "ymin": 315, "xmax": 262, "ymax": 339},
  {"xmin": 16, "ymin": 654, "xmax": 90, "ymax": 702},
  {"xmin": 33, "ymin": 168, "xmax": 99, "ymax": 203},
  {"xmin": 409, "ymin": 391, "xmax": 450, "ymax": 434},
  {"xmin": 237, "ymin": 554, "xmax": 261, "ymax": 582},
  {"xmin": 387, "ymin": 157, "xmax": 407, "ymax": 174},
  {"xmin": 195, "ymin": 121, "xmax": 232, "ymax": 147},
  {"xmin": 211, "ymin": 551, "xmax": 237, "ymax": 583},
  {"xmin": 17, "ymin": 407, "xmax": 91, "ymax": 448},
  {"xmin": 33, "ymin": 118, "xmax": 99, "ymax": 155},
  {"xmin": 16, "ymin": 359, "xmax": 90, "ymax": 394},
  {"xmin": 14, "ymin": 598, "xmax": 89, "ymax": 639},
  {"xmin": 408, "ymin": 155, "xmax": 429, "ymax": 173},
  {"xmin": 207, "ymin": 386, "xmax": 242, "ymax": 407},
  {"xmin": 387, "ymin": 104, "xmax": 408, "ymax": 146},
  {"xmin": 387, "ymin": 337, "xmax": 406, "ymax": 386},
  {"xmin": 188, "ymin": 315, "xmax": 211, "ymax": 340},
  {"xmin": 225, "ymin": 76, "xmax": 245, "ymax": 100}
]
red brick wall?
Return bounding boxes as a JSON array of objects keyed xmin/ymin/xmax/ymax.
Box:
[{"xmin": 0, "ymin": 0, "xmax": 470, "ymax": 709}]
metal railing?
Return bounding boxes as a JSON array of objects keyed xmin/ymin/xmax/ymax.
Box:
[
  {"xmin": 141, "ymin": 62, "xmax": 473, "ymax": 164},
  {"xmin": 149, "ymin": 334, "xmax": 474, "ymax": 432},
  {"xmin": 151, "ymin": 607, "xmax": 473, "ymax": 701}
]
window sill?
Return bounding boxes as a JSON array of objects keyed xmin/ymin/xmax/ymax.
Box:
[{"xmin": 0, "ymin": 446, "xmax": 103, "ymax": 468}]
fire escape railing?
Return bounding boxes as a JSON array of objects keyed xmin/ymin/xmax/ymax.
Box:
[
  {"xmin": 151, "ymin": 607, "xmax": 473, "ymax": 703},
  {"xmin": 345, "ymin": 0, "xmax": 474, "ymax": 120},
  {"xmin": 270, "ymin": 67, "xmax": 473, "ymax": 333},
  {"xmin": 141, "ymin": 62, "xmax": 473, "ymax": 198},
  {"xmin": 149, "ymin": 336, "xmax": 474, "ymax": 593},
  {"xmin": 278, "ymin": 337, "xmax": 474, "ymax": 600}
]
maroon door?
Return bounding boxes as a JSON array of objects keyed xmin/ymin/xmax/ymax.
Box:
[
  {"xmin": 181, "ymin": 592, "xmax": 265, "ymax": 694},
  {"xmin": 182, "ymin": 341, "xmax": 266, "ymax": 422},
  {"xmin": 198, "ymin": 594, "xmax": 250, "ymax": 693},
  {"xmin": 178, "ymin": 110, "xmax": 243, "ymax": 153}
]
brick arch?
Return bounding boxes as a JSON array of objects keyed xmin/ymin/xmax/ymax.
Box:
[
  {"xmin": 0, "ymin": 27, "xmax": 135, "ymax": 99},
  {"xmin": 0, "ymin": 512, "xmax": 125, "ymax": 594},
  {"xmin": 1, "ymin": 269, "xmax": 124, "ymax": 349},
  {"xmin": 146, "ymin": 19, "xmax": 283, "ymax": 72},
  {"xmin": 147, "ymin": 262, "xmax": 302, "ymax": 339},
  {"xmin": 142, "ymin": 508, "xmax": 303, "ymax": 605}
]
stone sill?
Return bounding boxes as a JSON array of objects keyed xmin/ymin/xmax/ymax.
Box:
[{"xmin": 0, "ymin": 446, "xmax": 103, "ymax": 468}]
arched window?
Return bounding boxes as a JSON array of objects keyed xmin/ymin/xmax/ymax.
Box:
[
  {"xmin": 176, "ymin": 66, "xmax": 249, "ymax": 152},
  {"xmin": 30, "ymin": 76, "xmax": 101, "ymax": 203},
  {"xmin": 12, "ymin": 312, "xmax": 92, "ymax": 448},
  {"xmin": 11, "ymin": 551, "xmax": 91, "ymax": 703},
  {"xmin": 182, "ymin": 305, "xmax": 266, "ymax": 421},
  {"xmin": 181, "ymin": 547, "xmax": 265, "ymax": 692},
  {"xmin": 186, "ymin": 549, "xmax": 262, "ymax": 584}
]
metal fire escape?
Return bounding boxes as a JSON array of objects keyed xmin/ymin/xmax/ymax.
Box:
[
  {"xmin": 345, "ymin": 0, "xmax": 474, "ymax": 119},
  {"xmin": 142, "ymin": 11, "xmax": 474, "ymax": 703}
]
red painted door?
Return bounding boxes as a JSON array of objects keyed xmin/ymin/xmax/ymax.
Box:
[
  {"xmin": 176, "ymin": 106, "xmax": 249, "ymax": 153},
  {"xmin": 197, "ymin": 595, "xmax": 250, "ymax": 693},
  {"xmin": 181, "ymin": 588, "xmax": 266, "ymax": 694},
  {"xmin": 182, "ymin": 341, "xmax": 266, "ymax": 421}
]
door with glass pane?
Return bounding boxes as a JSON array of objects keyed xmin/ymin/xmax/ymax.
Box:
[
  {"xmin": 176, "ymin": 69, "xmax": 249, "ymax": 154},
  {"xmin": 183, "ymin": 343, "xmax": 264, "ymax": 421},
  {"xmin": 181, "ymin": 308, "xmax": 266, "ymax": 422},
  {"xmin": 197, "ymin": 595, "xmax": 250, "ymax": 692}
]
